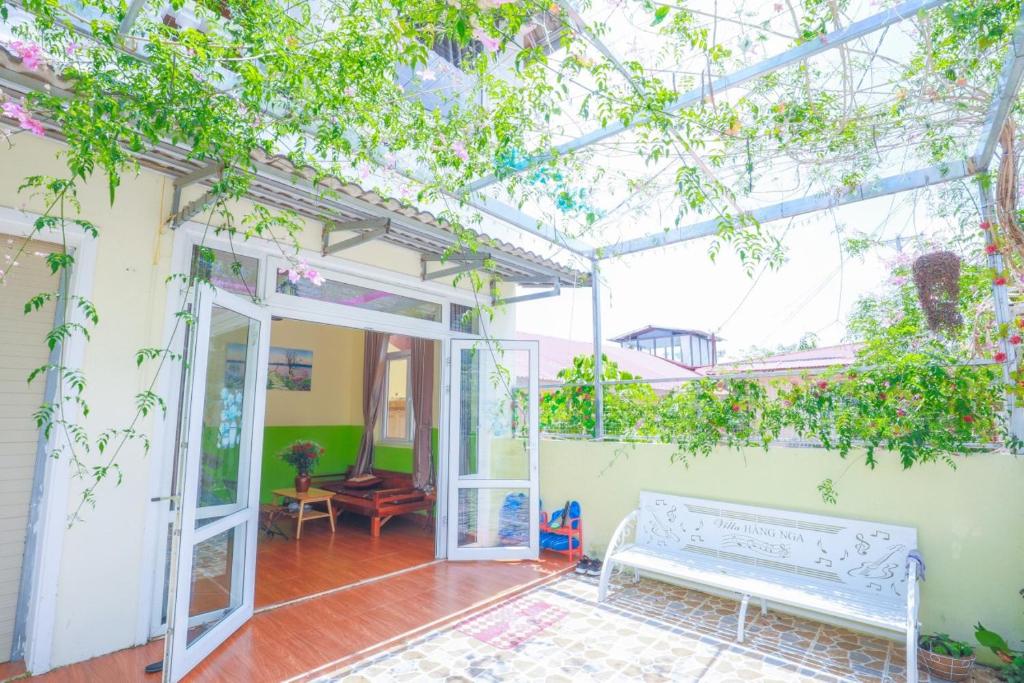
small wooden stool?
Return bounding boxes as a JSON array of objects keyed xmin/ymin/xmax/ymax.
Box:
[{"xmin": 272, "ymin": 487, "xmax": 336, "ymax": 540}]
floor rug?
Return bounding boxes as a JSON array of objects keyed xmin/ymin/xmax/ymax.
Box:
[{"xmin": 455, "ymin": 596, "xmax": 567, "ymax": 650}]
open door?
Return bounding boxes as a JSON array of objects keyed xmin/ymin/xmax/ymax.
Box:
[
  {"xmin": 447, "ymin": 339, "xmax": 539, "ymax": 561},
  {"xmin": 163, "ymin": 287, "xmax": 269, "ymax": 681}
]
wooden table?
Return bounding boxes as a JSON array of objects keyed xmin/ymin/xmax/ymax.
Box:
[{"xmin": 272, "ymin": 487, "xmax": 336, "ymax": 540}]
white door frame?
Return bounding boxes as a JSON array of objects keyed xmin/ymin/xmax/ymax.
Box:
[
  {"xmin": 0, "ymin": 207, "xmax": 98, "ymax": 674},
  {"xmin": 163, "ymin": 285, "xmax": 270, "ymax": 681},
  {"xmin": 446, "ymin": 339, "xmax": 539, "ymax": 562},
  {"xmin": 145, "ymin": 222, "xmax": 488, "ymax": 638}
]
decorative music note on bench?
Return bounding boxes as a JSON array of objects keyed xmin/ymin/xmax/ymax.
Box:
[
  {"xmin": 690, "ymin": 534, "xmax": 705, "ymax": 543},
  {"xmin": 815, "ymin": 557, "xmax": 833, "ymax": 568},
  {"xmin": 871, "ymin": 530, "xmax": 891, "ymax": 541},
  {"xmin": 866, "ymin": 582, "xmax": 882, "ymax": 591},
  {"xmin": 840, "ymin": 550, "xmax": 849, "ymax": 561},
  {"xmin": 855, "ymin": 533, "xmax": 870, "ymax": 556}
]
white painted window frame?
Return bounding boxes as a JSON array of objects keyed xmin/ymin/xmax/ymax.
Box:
[
  {"xmin": 378, "ymin": 349, "xmax": 414, "ymax": 446},
  {"xmin": 0, "ymin": 206, "xmax": 98, "ymax": 674},
  {"xmin": 144, "ymin": 221, "xmax": 490, "ymax": 639}
]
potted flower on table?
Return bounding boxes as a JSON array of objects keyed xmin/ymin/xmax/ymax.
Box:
[{"xmin": 280, "ymin": 441, "xmax": 324, "ymax": 493}]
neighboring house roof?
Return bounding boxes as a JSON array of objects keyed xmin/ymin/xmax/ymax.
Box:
[
  {"xmin": 610, "ymin": 325, "xmax": 718, "ymax": 342},
  {"xmin": 0, "ymin": 47, "xmax": 588, "ymax": 288},
  {"xmin": 516, "ymin": 332, "xmax": 703, "ymax": 391},
  {"xmin": 706, "ymin": 343, "xmax": 861, "ymax": 375}
]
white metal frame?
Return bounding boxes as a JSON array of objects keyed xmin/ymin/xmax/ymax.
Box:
[
  {"xmin": 0, "ymin": 206, "xmax": 98, "ymax": 674},
  {"xmin": 163, "ymin": 285, "xmax": 270, "ymax": 682},
  {"xmin": 446, "ymin": 339, "xmax": 539, "ymax": 562},
  {"xmin": 378, "ymin": 349, "xmax": 414, "ymax": 445},
  {"xmin": 145, "ymin": 221, "xmax": 488, "ymax": 638}
]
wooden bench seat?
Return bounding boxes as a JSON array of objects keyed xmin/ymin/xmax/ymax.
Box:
[
  {"xmin": 600, "ymin": 492, "xmax": 923, "ymax": 682},
  {"xmin": 314, "ymin": 468, "xmax": 435, "ymax": 537}
]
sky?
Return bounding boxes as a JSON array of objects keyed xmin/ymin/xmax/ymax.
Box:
[{"xmin": 514, "ymin": 188, "xmax": 948, "ymax": 360}]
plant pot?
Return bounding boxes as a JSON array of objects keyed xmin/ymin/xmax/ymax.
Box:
[
  {"xmin": 294, "ymin": 473, "xmax": 311, "ymax": 494},
  {"xmin": 918, "ymin": 646, "xmax": 976, "ymax": 682}
]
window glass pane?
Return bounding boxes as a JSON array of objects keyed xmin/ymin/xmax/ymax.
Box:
[
  {"xmin": 191, "ymin": 246, "xmax": 259, "ymax": 297},
  {"xmin": 450, "ymin": 303, "xmax": 479, "ymax": 334},
  {"xmin": 186, "ymin": 525, "xmax": 246, "ymax": 647},
  {"xmin": 457, "ymin": 488, "xmax": 531, "ymax": 549},
  {"xmin": 277, "ymin": 271, "xmax": 442, "ymax": 322},
  {"xmin": 384, "ymin": 356, "xmax": 410, "ymax": 440}
]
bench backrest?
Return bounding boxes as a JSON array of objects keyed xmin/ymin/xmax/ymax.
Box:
[{"xmin": 635, "ymin": 491, "xmax": 917, "ymax": 606}]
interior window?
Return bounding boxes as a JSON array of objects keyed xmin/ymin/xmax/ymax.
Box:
[{"xmin": 382, "ymin": 338, "xmax": 412, "ymax": 442}]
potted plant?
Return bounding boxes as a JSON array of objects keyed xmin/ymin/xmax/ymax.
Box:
[
  {"xmin": 976, "ymin": 623, "xmax": 1024, "ymax": 682},
  {"xmin": 280, "ymin": 440, "xmax": 324, "ymax": 493},
  {"xmin": 918, "ymin": 633, "xmax": 976, "ymax": 681}
]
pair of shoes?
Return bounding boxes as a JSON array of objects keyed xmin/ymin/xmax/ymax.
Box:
[{"xmin": 575, "ymin": 556, "xmax": 603, "ymax": 577}]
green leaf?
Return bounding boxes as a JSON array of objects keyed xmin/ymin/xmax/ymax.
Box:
[{"xmin": 652, "ymin": 6, "xmax": 671, "ymax": 25}]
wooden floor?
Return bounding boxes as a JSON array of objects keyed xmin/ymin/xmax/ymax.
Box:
[
  {"xmin": 255, "ymin": 513, "xmax": 436, "ymax": 608},
  {"xmin": 23, "ymin": 549, "xmax": 572, "ymax": 683}
]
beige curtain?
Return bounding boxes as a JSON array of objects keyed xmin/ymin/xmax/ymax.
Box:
[
  {"xmin": 354, "ymin": 331, "xmax": 390, "ymax": 476},
  {"xmin": 410, "ymin": 338, "xmax": 435, "ymax": 490}
]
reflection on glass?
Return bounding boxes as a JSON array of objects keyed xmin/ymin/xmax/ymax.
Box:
[
  {"xmin": 197, "ymin": 306, "xmax": 258, "ymax": 520},
  {"xmin": 186, "ymin": 526, "xmax": 244, "ymax": 646},
  {"xmin": 457, "ymin": 488, "xmax": 531, "ymax": 548},
  {"xmin": 191, "ymin": 247, "xmax": 259, "ymax": 297},
  {"xmin": 457, "ymin": 347, "xmax": 529, "ymax": 480},
  {"xmin": 276, "ymin": 271, "xmax": 442, "ymax": 322}
]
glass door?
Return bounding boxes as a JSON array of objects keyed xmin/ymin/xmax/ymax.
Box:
[
  {"xmin": 447, "ymin": 339, "xmax": 539, "ymax": 561},
  {"xmin": 163, "ymin": 287, "xmax": 269, "ymax": 681}
]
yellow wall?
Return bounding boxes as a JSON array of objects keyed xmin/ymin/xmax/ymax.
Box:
[
  {"xmin": 539, "ymin": 440, "xmax": 1024, "ymax": 662},
  {"xmin": 265, "ymin": 320, "xmax": 364, "ymax": 426},
  {"xmin": 0, "ymin": 133, "xmax": 510, "ymax": 671}
]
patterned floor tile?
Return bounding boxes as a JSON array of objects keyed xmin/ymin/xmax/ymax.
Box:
[{"xmin": 320, "ymin": 575, "xmax": 1001, "ymax": 683}]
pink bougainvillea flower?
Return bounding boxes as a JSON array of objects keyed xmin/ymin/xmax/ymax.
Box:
[
  {"xmin": 995, "ymin": 351, "xmax": 1008, "ymax": 363},
  {"xmin": 304, "ymin": 268, "xmax": 325, "ymax": 286},
  {"xmin": 1011, "ymin": 335, "xmax": 1022, "ymax": 345},
  {"xmin": 450, "ymin": 140, "xmax": 469, "ymax": 162},
  {"xmin": 1, "ymin": 100, "xmax": 46, "ymax": 137},
  {"xmin": 980, "ymin": 220, "xmax": 992, "ymax": 230},
  {"xmin": 995, "ymin": 275, "xmax": 1008, "ymax": 286},
  {"xmin": 65, "ymin": 41, "xmax": 79, "ymax": 56},
  {"xmin": 985, "ymin": 244, "xmax": 999, "ymax": 255},
  {"xmin": 10, "ymin": 41, "xmax": 44, "ymax": 70},
  {"xmin": 472, "ymin": 28, "xmax": 501, "ymax": 52}
]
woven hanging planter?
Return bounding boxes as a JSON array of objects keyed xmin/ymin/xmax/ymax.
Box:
[{"xmin": 912, "ymin": 251, "xmax": 963, "ymax": 334}]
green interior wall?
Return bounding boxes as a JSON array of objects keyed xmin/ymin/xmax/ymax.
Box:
[{"xmin": 260, "ymin": 425, "xmax": 438, "ymax": 503}]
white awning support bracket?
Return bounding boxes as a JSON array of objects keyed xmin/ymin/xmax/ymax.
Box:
[{"xmin": 321, "ymin": 217, "xmax": 391, "ymax": 255}]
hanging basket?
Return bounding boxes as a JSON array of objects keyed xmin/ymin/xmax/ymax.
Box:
[{"xmin": 912, "ymin": 251, "xmax": 963, "ymax": 334}]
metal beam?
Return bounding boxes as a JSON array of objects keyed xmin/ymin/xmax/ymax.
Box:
[
  {"xmin": 591, "ymin": 260, "xmax": 604, "ymax": 440},
  {"xmin": 978, "ymin": 179, "xmax": 1023, "ymax": 442},
  {"xmin": 462, "ymin": 0, "xmax": 956, "ymax": 193},
  {"xmin": 321, "ymin": 217, "xmax": 390, "ymax": 255},
  {"xmin": 172, "ymin": 162, "xmax": 223, "ymax": 188},
  {"xmin": 503, "ymin": 280, "xmax": 561, "ymax": 304},
  {"xmin": 171, "ymin": 190, "xmax": 218, "ymax": 228},
  {"xmin": 594, "ymin": 159, "xmax": 976, "ymax": 259},
  {"xmin": 973, "ymin": 8, "xmax": 1024, "ymax": 171},
  {"xmin": 118, "ymin": 0, "xmax": 149, "ymax": 36}
]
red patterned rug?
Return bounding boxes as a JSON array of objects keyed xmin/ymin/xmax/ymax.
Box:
[{"xmin": 456, "ymin": 597, "xmax": 568, "ymax": 650}]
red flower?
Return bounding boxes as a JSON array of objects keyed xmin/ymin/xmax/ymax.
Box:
[
  {"xmin": 878, "ymin": 392, "xmax": 887, "ymax": 401},
  {"xmin": 1012, "ymin": 335, "xmax": 1022, "ymax": 345},
  {"xmin": 995, "ymin": 351, "xmax": 1008, "ymax": 363},
  {"xmin": 980, "ymin": 221, "xmax": 992, "ymax": 230},
  {"xmin": 995, "ymin": 276, "xmax": 1008, "ymax": 286},
  {"xmin": 817, "ymin": 380, "xmax": 828, "ymax": 390},
  {"xmin": 731, "ymin": 403, "xmax": 741, "ymax": 412},
  {"xmin": 986, "ymin": 244, "xmax": 999, "ymax": 255},
  {"xmin": 897, "ymin": 408, "xmax": 906, "ymax": 417},
  {"xmin": 963, "ymin": 414, "xmax": 975, "ymax": 424}
]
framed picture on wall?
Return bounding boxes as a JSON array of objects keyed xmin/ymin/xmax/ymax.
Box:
[
  {"xmin": 226, "ymin": 343, "xmax": 314, "ymax": 391},
  {"xmin": 267, "ymin": 346, "xmax": 314, "ymax": 391}
]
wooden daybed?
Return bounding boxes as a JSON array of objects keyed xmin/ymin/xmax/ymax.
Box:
[{"xmin": 314, "ymin": 468, "xmax": 435, "ymax": 537}]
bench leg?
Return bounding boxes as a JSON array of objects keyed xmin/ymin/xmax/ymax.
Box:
[
  {"xmin": 597, "ymin": 560, "xmax": 614, "ymax": 602},
  {"xmin": 760, "ymin": 597, "xmax": 768, "ymax": 616},
  {"xmin": 736, "ymin": 594, "xmax": 750, "ymax": 643},
  {"xmin": 906, "ymin": 624, "xmax": 918, "ymax": 683}
]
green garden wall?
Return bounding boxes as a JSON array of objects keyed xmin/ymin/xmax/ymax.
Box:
[
  {"xmin": 261, "ymin": 425, "xmax": 438, "ymax": 502},
  {"xmin": 539, "ymin": 440, "xmax": 1024, "ymax": 664}
]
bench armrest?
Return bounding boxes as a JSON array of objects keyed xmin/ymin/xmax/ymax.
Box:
[{"xmin": 603, "ymin": 509, "xmax": 639, "ymax": 560}]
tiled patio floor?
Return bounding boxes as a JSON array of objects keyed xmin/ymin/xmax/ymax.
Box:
[{"xmin": 325, "ymin": 574, "xmax": 1000, "ymax": 682}]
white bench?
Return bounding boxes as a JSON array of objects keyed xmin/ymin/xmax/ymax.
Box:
[{"xmin": 599, "ymin": 491, "xmax": 923, "ymax": 682}]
